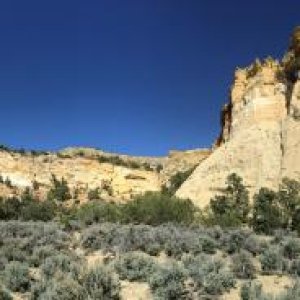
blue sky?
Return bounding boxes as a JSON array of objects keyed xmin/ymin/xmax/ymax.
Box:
[{"xmin": 0, "ymin": 1, "xmax": 299, "ymax": 156}]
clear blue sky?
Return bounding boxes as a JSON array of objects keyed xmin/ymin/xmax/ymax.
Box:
[{"xmin": 0, "ymin": 1, "xmax": 299, "ymax": 156}]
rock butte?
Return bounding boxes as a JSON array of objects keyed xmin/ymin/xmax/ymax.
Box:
[{"xmin": 176, "ymin": 26, "xmax": 300, "ymax": 207}]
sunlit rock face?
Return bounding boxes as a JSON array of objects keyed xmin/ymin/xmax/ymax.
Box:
[
  {"xmin": 0, "ymin": 146, "xmax": 210, "ymax": 202},
  {"xmin": 177, "ymin": 28, "xmax": 300, "ymax": 208}
]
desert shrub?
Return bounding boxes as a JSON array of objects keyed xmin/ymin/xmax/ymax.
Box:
[
  {"xmin": 47, "ymin": 175, "xmax": 71, "ymax": 202},
  {"xmin": 162, "ymin": 167, "xmax": 195, "ymax": 196},
  {"xmin": 113, "ymin": 252, "xmax": 157, "ymax": 281},
  {"xmin": 20, "ymin": 199, "xmax": 57, "ymax": 221},
  {"xmin": 198, "ymin": 235, "xmax": 217, "ymax": 254},
  {"xmin": 221, "ymin": 229, "xmax": 251, "ymax": 254},
  {"xmin": 182, "ymin": 254, "xmax": 235, "ymax": 295},
  {"xmin": 231, "ymin": 250, "xmax": 256, "ymax": 279},
  {"xmin": 31, "ymin": 276, "xmax": 87, "ymax": 300},
  {"xmin": 148, "ymin": 263, "xmax": 186, "ymax": 300},
  {"xmin": 0, "ymin": 197, "xmax": 22, "ymax": 220},
  {"xmin": 0, "ymin": 287, "xmax": 12, "ymax": 300},
  {"xmin": 41, "ymin": 254, "xmax": 81, "ymax": 280},
  {"xmin": 277, "ymin": 281, "xmax": 300, "ymax": 299},
  {"xmin": 289, "ymin": 259, "xmax": 300, "ymax": 276},
  {"xmin": 260, "ymin": 247, "xmax": 284, "ymax": 275},
  {"xmin": 0, "ymin": 194, "xmax": 57, "ymax": 221},
  {"xmin": 240, "ymin": 281, "xmax": 272, "ymax": 300},
  {"xmin": 0, "ymin": 255, "xmax": 8, "ymax": 271},
  {"xmin": 83, "ymin": 265, "xmax": 120, "ymax": 300},
  {"xmin": 282, "ymin": 238, "xmax": 300, "ymax": 260},
  {"xmin": 4, "ymin": 177, "xmax": 13, "ymax": 188},
  {"xmin": 98, "ymin": 155, "xmax": 143, "ymax": 171},
  {"xmin": 203, "ymin": 269, "xmax": 236, "ymax": 295},
  {"xmin": 243, "ymin": 234, "xmax": 264, "ymax": 256},
  {"xmin": 88, "ymin": 187, "xmax": 101, "ymax": 200},
  {"xmin": 277, "ymin": 178, "xmax": 300, "ymax": 231},
  {"xmin": 252, "ymin": 188, "xmax": 282, "ymax": 234},
  {"xmin": 207, "ymin": 173, "xmax": 250, "ymax": 227},
  {"xmin": 81, "ymin": 223, "xmax": 216, "ymax": 257},
  {"xmin": 162, "ymin": 226, "xmax": 202, "ymax": 257},
  {"xmin": 75, "ymin": 201, "xmax": 121, "ymax": 225},
  {"xmin": 0, "ymin": 242, "xmax": 28, "ymax": 262},
  {"xmin": 122, "ymin": 192, "xmax": 196, "ymax": 225},
  {"xmin": 3, "ymin": 261, "xmax": 30, "ymax": 292},
  {"xmin": 0, "ymin": 222, "xmax": 69, "ymax": 255},
  {"xmin": 29, "ymin": 245, "xmax": 59, "ymax": 267}
]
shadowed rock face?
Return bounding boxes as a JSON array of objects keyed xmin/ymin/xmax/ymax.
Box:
[{"xmin": 177, "ymin": 27, "xmax": 300, "ymax": 208}]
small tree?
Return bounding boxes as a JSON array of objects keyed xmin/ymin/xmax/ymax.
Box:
[
  {"xmin": 88, "ymin": 187, "xmax": 101, "ymax": 201},
  {"xmin": 162, "ymin": 167, "xmax": 196, "ymax": 196},
  {"xmin": 278, "ymin": 178, "xmax": 300, "ymax": 230},
  {"xmin": 47, "ymin": 175, "xmax": 71, "ymax": 202},
  {"xmin": 251, "ymin": 188, "xmax": 282, "ymax": 234},
  {"xmin": 208, "ymin": 173, "xmax": 250, "ymax": 227}
]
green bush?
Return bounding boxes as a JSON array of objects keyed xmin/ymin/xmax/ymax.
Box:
[
  {"xmin": 182, "ymin": 254, "xmax": 235, "ymax": 295},
  {"xmin": 4, "ymin": 261, "xmax": 31, "ymax": 292},
  {"xmin": 75, "ymin": 201, "xmax": 121, "ymax": 225},
  {"xmin": 148, "ymin": 263, "xmax": 186, "ymax": 300},
  {"xmin": 282, "ymin": 238, "xmax": 300, "ymax": 260},
  {"xmin": 252, "ymin": 188, "xmax": 282, "ymax": 234},
  {"xmin": 207, "ymin": 173, "xmax": 250, "ymax": 227},
  {"xmin": 0, "ymin": 193, "xmax": 57, "ymax": 221},
  {"xmin": 83, "ymin": 265, "xmax": 120, "ymax": 300},
  {"xmin": 88, "ymin": 187, "xmax": 101, "ymax": 200},
  {"xmin": 0, "ymin": 287, "xmax": 12, "ymax": 300},
  {"xmin": 113, "ymin": 252, "xmax": 157, "ymax": 281},
  {"xmin": 29, "ymin": 245, "xmax": 59, "ymax": 267},
  {"xmin": 20, "ymin": 199, "xmax": 57, "ymax": 221},
  {"xmin": 203, "ymin": 270, "xmax": 236, "ymax": 295},
  {"xmin": 289, "ymin": 259, "xmax": 300, "ymax": 276},
  {"xmin": 0, "ymin": 197, "xmax": 22, "ymax": 220},
  {"xmin": 221, "ymin": 229, "xmax": 250, "ymax": 254},
  {"xmin": 41, "ymin": 254, "xmax": 81, "ymax": 280},
  {"xmin": 162, "ymin": 167, "xmax": 195, "ymax": 196},
  {"xmin": 47, "ymin": 175, "xmax": 71, "ymax": 202},
  {"xmin": 277, "ymin": 178, "xmax": 300, "ymax": 231},
  {"xmin": 122, "ymin": 192, "xmax": 196, "ymax": 225},
  {"xmin": 31, "ymin": 276, "xmax": 87, "ymax": 300},
  {"xmin": 231, "ymin": 250, "xmax": 256, "ymax": 279},
  {"xmin": 260, "ymin": 247, "xmax": 284, "ymax": 275}
]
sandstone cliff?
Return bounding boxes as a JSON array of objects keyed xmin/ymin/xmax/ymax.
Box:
[
  {"xmin": 176, "ymin": 27, "xmax": 300, "ymax": 207},
  {"xmin": 0, "ymin": 146, "xmax": 209, "ymax": 202}
]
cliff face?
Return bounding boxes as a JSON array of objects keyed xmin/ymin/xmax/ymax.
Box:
[
  {"xmin": 0, "ymin": 147, "xmax": 209, "ymax": 202},
  {"xmin": 176, "ymin": 27, "xmax": 300, "ymax": 207}
]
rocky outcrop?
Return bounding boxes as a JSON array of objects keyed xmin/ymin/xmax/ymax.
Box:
[
  {"xmin": 0, "ymin": 146, "xmax": 209, "ymax": 202},
  {"xmin": 177, "ymin": 27, "xmax": 300, "ymax": 207}
]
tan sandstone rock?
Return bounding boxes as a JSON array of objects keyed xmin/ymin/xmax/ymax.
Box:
[{"xmin": 177, "ymin": 29, "xmax": 300, "ymax": 208}]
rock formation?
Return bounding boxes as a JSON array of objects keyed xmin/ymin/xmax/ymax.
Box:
[
  {"xmin": 176, "ymin": 27, "xmax": 300, "ymax": 208},
  {"xmin": 0, "ymin": 146, "xmax": 209, "ymax": 202}
]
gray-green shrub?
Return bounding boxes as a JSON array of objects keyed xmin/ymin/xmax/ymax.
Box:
[
  {"xmin": 260, "ymin": 247, "xmax": 284, "ymax": 274},
  {"xmin": 231, "ymin": 250, "xmax": 256, "ymax": 279},
  {"xmin": 4, "ymin": 261, "xmax": 30, "ymax": 292},
  {"xmin": 148, "ymin": 263, "xmax": 186, "ymax": 300},
  {"xmin": 31, "ymin": 276, "xmax": 87, "ymax": 300},
  {"xmin": 0, "ymin": 286, "xmax": 12, "ymax": 300},
  {"xmin": 83, "ymin": 265, "xmax": 120, "ymax": 300},
  {"xmin": 113, "ymin": 252, "xmax": 157, "ymax": 281}
]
